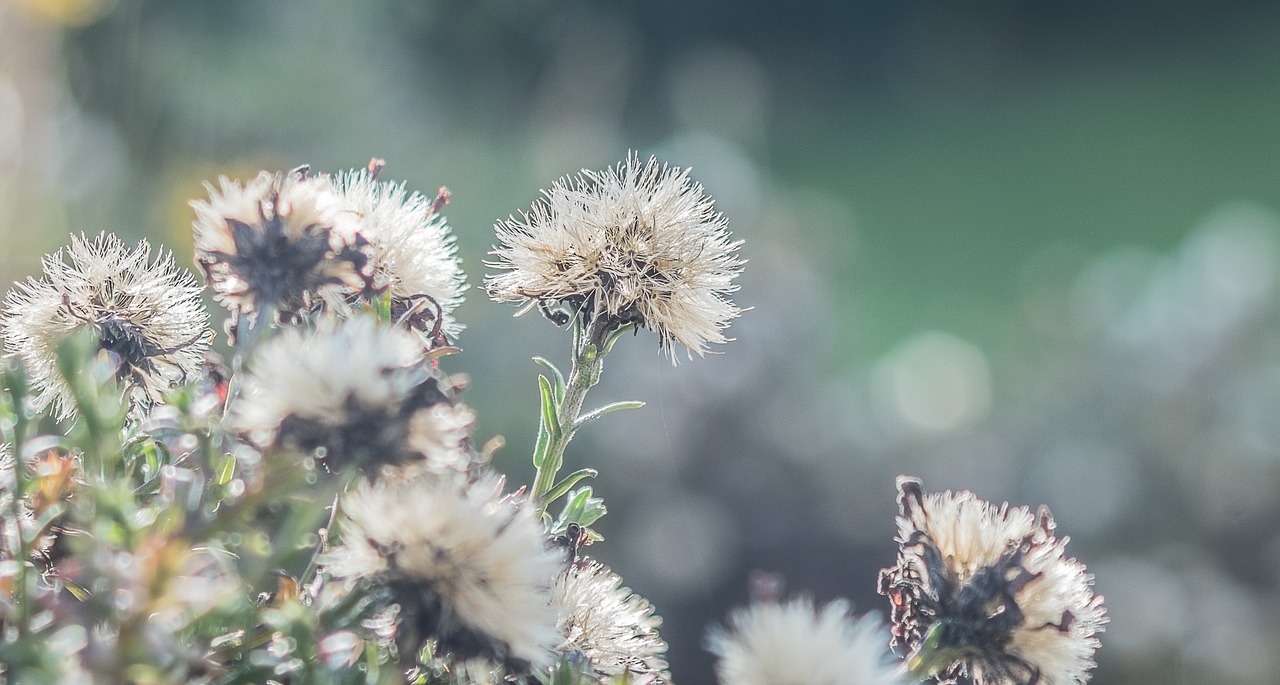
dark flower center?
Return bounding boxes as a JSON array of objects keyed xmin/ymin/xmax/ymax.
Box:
[
  {"xmin": 96, "ymin": 313, "xmax": 164, "ymax": 380},
  {"xmin": 385, "ymin": 574, "xmax": 532, "ymax": 674},
  {"xmin": 223, "ymin": 214, "xmax": 334, "ymax": 307},
  {"xmin": 275, "ymin": 370, "xmax": 452, "ymax": 472}
]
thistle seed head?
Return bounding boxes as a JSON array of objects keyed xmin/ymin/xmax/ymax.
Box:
[{"xmin": 486, "ymin": 154, "xmax": 744, "ymax": 359}]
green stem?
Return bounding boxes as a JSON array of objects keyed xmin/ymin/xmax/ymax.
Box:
[
  {"xmin": 530, "ymin": 317, "xmax": 609, "ymax": 512},
  {"xmin": 3, "ymin": 364, "xmax": 31, "ymax": 637},
  {"xmin": 299, "ymin": 490, "xmax": 343, "ymax": 593},
  {"xmin": 222, "ymin": 305, "xmax": 274, "ymax": 421}
]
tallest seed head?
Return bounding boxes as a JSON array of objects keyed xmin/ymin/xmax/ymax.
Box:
[{"xmin": 485, "ymin": 154, "xmax": 744, "ymax": 358}]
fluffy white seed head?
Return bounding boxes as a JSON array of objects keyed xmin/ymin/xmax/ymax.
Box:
[
  {"xmin": 323, "ymin": 473, "xmax": 563, "ymax": 670},
  {"xmin": 330, "ymin": 167, "xmax": 467, "ymax": 345},
  {"xmin": 231, "ymin": 316, "xmax": 463, "ymax": 472},
  {"xmin": 707, "ymin": 597, "xmax": 905, "ymax": 685},
  {"xmin": 486, "ymin": 154, "xmax": 744, "ymax": 359},
  {"xmin": 1, "ymin": 233, "xmax": 210, "ymax": 420},
  {"xmin": 878, "ymin": 477, "xmax": 1107, "ymax": 685},
  {"xmin": 191, "ymin": 168, "xmax": 375, "ymax": 337},
  {"xmin": 552, "ymin": 560, "xmax": 671, "ymax": 684}
]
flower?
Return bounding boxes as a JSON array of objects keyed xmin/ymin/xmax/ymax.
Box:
[
  {"xmin": 1, "ymin": 233, "xmax": 211, "ymax": 420},
  {"xmin": 230, "ymin": 316, "xmax": 467, "ymax": 473},
  {"xmin": 877, "ymin": 477, "xmax": 1107, "ymax": 685},
  {"xmin": 706, "ymin": 597, "xmax": 904, "ymax": 685},
  {"xmin": 321, "ymin": 473, "xmax": 563, "ymax": 671},
  {"xmin": 485, "ymin": 154, "xmax": 744, "ymax": 358},
  {"xmin": 329, "ymin": 164, "xmax": 467, "ymax": 346},
  {"xmin": 191, "ymin": 167, "xmax": 376, "ymax": 340},
  {"xmin": 551, "ymin": 560, "xmax": 671, "ymax": 684}
]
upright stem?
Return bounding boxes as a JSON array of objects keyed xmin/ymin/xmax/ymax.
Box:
[
  {"xmin": 3, "ymin": 364, "xmax": 31, "ymax": 637},
  {"xmin": 530, "ymin": 316, "xmax": 609, "ymax": 510},
  {"xmin": 222, "ymin": 305, "xmax": 273, "ymax": 420},
  {"xmin": 299, "ymin": 490, "xmax": 343, "ymax": 595}
]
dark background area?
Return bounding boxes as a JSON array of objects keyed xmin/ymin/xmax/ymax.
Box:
[{"xmin": 3, "ymin": 1, "xmax": 1280, "ymax": 682}]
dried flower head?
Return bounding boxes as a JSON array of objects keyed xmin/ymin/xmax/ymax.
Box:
[
  {"xmin": 552, "ymin": 560, "xmax": 672, "ymax": 684},
  {"xmin": 329, "ymin": 164, "xmax": 467, "ymax": 347},
  {"xmin": 2, "ymin": 233, "xmax": 211, "ymax": 420},
  {"xmin": 191, "ymin": 167, "xmax": 376, "ymax": 339},
  {"xmin": 877, "ymin": 477, "xmax": 1107, "ymax": 685},
  {"xmin": 485, "ymin": 154, "xmax": 744, "ymax": 358},
  {"xmin": 322, "ymin": 473, "xmax": 563, "ymax": 671},
  {"xmin": 231, "ymin": 316, "xmax": 466, "ymax": 473},
  {"xmin": 707, "ymin": 597, "xmax": 904, "ymax": 685}
]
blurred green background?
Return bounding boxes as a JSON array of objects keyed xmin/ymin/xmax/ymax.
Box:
[{"xmin": 4, "ymin": 1, "xmax": 1280, "ymax": 683}]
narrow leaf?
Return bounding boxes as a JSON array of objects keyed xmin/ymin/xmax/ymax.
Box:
[
  {"xmin": 216, "ymin": 452, "xmax": 237, "ymax": 486},
  {"xmin": 532, "ymin": 374, "xmax": 560, "ymax": 470},
  {"xmin": 532, "ymin": 416, "xmax": 551, "ymax": 470},
  {"xmin": 63, "ymin": 579, "xmax": 91, "ymax": 601},
  {"xmin": 375, "ymin": 290, "xmax": 393, "ymax": 322},
  {"xmin": 532, "ymin": 356, "xmax": 566, "ymax": 402},
  {"xmin": 574, "ymin": 400, "xmax": 645, "ymax": 428},
  {"xmin": 542, "ymin": 468, "xmax": 598, "ymax": 505},
  {"xmin": 538, "ymin": 375, "xmax": 561, "ymax": 441}
]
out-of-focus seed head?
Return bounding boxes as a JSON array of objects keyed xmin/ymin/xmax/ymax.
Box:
[
  {"xmin": 707, "ymin": 597, "xmax": 905, "ymax": 685},
  {"xmin": 321, "ymin": 473, "xmax": 564, "ymax": 672},
  {"xmin": 230, "ymin": 316, "xmax": 469, "ymax": 474}
]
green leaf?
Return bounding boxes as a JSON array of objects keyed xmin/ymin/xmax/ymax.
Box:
[
  {"xmin": 216, "ymin": 452, "xmax": 237, "ymax": 486},
  {"xmin": 123, "ymin": 435, "xmax": 169, "ymax": 487},
  {"xmin": 551, "ymin": 486, "xmax": 608, "ymax": 537},
  {"xmin": 602, "ymin": 322, "xmax": 638, "ymax": 355},
  {"xmin": 541, "ymin": 468, "xmax": 598, "ymax": 506},
  {"xmin": 143, "ymin": 442, "xmax": 166, "ymax": 482},
  {"xmin": 532, "ymin": 374, "xmax": 560, "ymax": 470},
  {"xmin": 561, "ymin": 486, "xmax": 590, "ymax": 521},
  {"xmin": 532, "ymin": 420, "xmax": 551, "ymax": 470},
  {"xmin": 538, "ymin": 375, "xmax": 561, "ymax": 443},
  {"xmin": 375, "ymin": 290, "xmax": 393, "ymax": 322},
  {"xmin": 532, "ymin": 357, "xmax": 566, "ymax": 402},
  {"xmin": 551, "ymin": 660, "xmax": 575, "ymax": 685},
  {"xmin": 574, "ymin": 400, "xmax": 645, "ymax": 429},
  {"xmin": 574, "ymin": 497, "xmax": 607, "ymax": 529}
]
